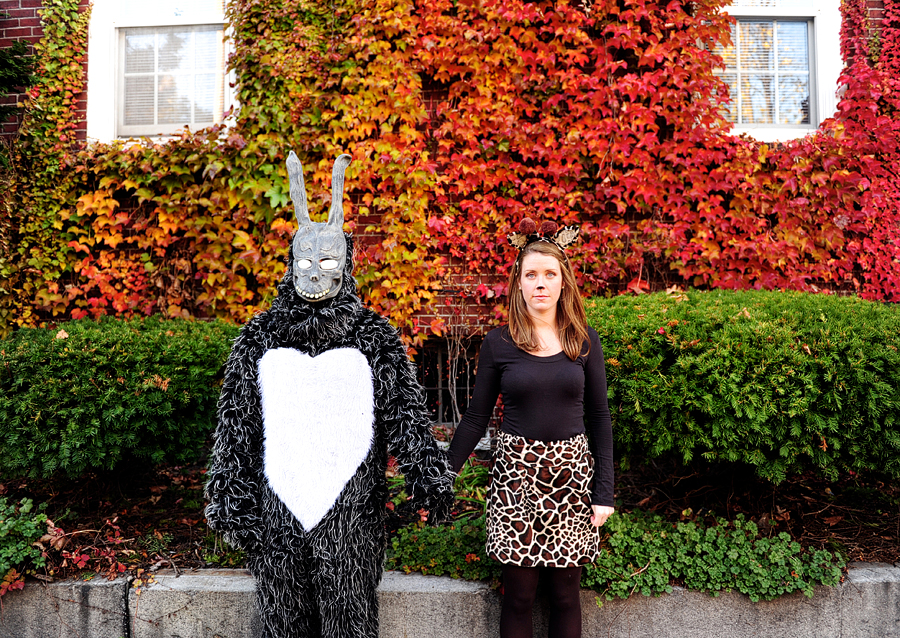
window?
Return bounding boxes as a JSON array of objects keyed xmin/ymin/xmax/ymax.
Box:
[
  {"xmin": 119, "ymin": 25, "xmax": 228, "ymax": 137},
  {"xmin": 87, "ymin": 0, "xmax": 233, "ymax": 141},
  {"xmin": 717, "ymin": 0, "xmax": 842, "ymax": 142},
  {"xmin": 715, "ymin": 19, "xmax": 814, "ymax": 126}
]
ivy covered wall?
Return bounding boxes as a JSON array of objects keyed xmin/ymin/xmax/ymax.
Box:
[
  {"xmin": 0, "ymin": 0, "xmax": 90, "ymax": 141},
  {"xmin": 2, "ymin": 0, "xmax": 899, "ymax": 343}
]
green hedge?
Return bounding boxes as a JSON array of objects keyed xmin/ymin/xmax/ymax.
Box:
[
  {"xmin": 587, "ymin": 290, "xmax": 900, "ymax": 482},
  {"xmin": 3, "ymin": 291, "xmax": 897, "ymax": 481},
  {"xmin": 0, "ymin": 317, "xmax": 238, "ymax": 477}
]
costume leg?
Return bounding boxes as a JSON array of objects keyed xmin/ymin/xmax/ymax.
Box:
[
  {"xmin": 500, "ymin": 564, "xmax": 541, "ymax": 638},
  {"xmin": 247, "ymin": 547, "xmax": 319, "ymax": 638},
  {"xmin": 545, "ymin": 566, "xmax": 583, "ymax": 638},
  {"xmin": 311, "ymin": 510, "xmax": 384, "ymax": 638}
]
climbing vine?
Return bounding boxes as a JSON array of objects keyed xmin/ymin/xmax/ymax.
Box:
[
  {"xmin": 2, "ymin": 0, "xmax": 899, "ymax": 341},
  {"xmin": 2, "ymin": 0, "xmax": 89, "ymax": 329}
]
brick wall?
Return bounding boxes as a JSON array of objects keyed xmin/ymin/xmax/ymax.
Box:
[
  {"xmin": 0, "ymin": 0, "xmax": 89, "ymax": 142},
  {"xmin": 867, "ymin": 0, "xmax": 885, "ymax": 29},
  {"xmin": 354, "ymin": 83, "xmax": 504, "ymax": 335},
  {"xmin": 2, "ymin": 1, "xmax": 884, "ymax": 338},
  {"xmin": 354, "ymin": 226, "xmax": 502, "ymax": 337}
]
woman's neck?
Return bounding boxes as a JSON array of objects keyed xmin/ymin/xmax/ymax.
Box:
[
  {"xmin": 527, "ymin": 304, "xmax": 557, "ymax": 329},
  {"xmin": 527, "ymin": 309, "xmax": 561, "ymax": 354}
]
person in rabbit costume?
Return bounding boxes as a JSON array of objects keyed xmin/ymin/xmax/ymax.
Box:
[{"xmin": 205, "ymin": 152, "xmax": 454, "ymax": 638}]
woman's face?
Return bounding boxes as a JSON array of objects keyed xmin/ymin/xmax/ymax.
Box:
[{"xmin": 519, "ymin": 252, "xmax": 563, "ymax": 318}]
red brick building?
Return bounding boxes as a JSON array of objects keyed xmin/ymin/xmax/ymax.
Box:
[{"xmin": 0, "ymin": 0, "xmax": 888, "ymax": 426}]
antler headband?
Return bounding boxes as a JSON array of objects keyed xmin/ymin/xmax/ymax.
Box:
[{"xmin": 508, "ymin": 218, "xmax": 580, "ymax": 253}]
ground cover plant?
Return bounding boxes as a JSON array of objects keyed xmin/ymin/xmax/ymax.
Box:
[
  {"xmin": 0, "ymin": 497, "xmax": 48, "ymax": 595},
  {"xmin": 386, "ymin": 458, "xmax": 849, "ymax": 602},
  {"xmin": 4, "ymin": 454, "xmax": 895, "ymax": 603}
]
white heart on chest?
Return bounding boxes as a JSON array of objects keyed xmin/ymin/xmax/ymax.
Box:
[{"xmin": 258, "ymin": 347, "xmax": 375, "ymax": 531}]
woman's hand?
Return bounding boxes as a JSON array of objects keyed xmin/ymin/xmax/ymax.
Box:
[{"xmin": 590, "ymin": 505, "xmax": 615, "ymax": 527}]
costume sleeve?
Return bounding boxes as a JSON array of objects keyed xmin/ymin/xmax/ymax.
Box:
[
  {"xmin": 447, "ymin": 333, "xmax": 501, "ymax": 474},
  {"xmin": 584, "ymin": 329, "xmax": 614, "ymax": 506},
  {"xmin": 204, "ymin": 327, "xmax": 265, "ymax": 551},
  {"xmin": 376, "ymin": 324, "xmax": 455, "ymax": 523}
]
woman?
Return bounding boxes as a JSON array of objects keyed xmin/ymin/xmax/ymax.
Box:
[{"xmin": 447, "ymin": 218, "xmax": 614, "ymax": 638}]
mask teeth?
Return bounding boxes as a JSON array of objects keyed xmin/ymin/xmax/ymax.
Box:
[{"xmin": 302, "ymin": 289, "xmax": 329, "ymax": 300}]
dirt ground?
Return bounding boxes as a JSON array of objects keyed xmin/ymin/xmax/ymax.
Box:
[{"xmin": 3, "ymin": 453, "xmax": 897, "ymax": 583}]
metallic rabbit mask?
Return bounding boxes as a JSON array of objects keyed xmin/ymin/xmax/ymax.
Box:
[{"xmin": 286, "ymin": 151, "xmax": 352, "ymax": 303}]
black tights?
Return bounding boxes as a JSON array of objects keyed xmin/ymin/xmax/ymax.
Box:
[{"xmin": 500, "ymin": 564, "xmax": 582, "ymax": 638}]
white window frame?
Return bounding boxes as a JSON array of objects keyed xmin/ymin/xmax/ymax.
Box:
[
  {"xmin": 722, "ymin": 0, "xmax": 843, "ymax": 142},
  {"xmin": 87, "ymin": 0, "xmax": 234, "ymax": 142}
]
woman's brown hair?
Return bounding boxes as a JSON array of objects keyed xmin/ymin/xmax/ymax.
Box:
[{"xmin": 507, "ymin": 240, "xmax": 590, "ymax": 361}]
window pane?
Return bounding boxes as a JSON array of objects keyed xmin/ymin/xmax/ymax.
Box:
[
  {"xmin": 740, "ymin": 74, "xmax": 774, "ymax": 124},
  {"xmin": 194, "ymin": 73, "xmax": 217, "ymax": 122},
  {"xmin": 424, "ymin": 388, "xmax": 439, "ymax": 422},
  {"xmin": 158, "ymin": 31, "xmax": 193, "ymax": 73},
  {"xmin": 441, "ymin": 389, "xmax": 453, "ymax": 423},
  {"xmin": 125, "ymin": 34, "xmax": 155, "ymax": 74},
  {"xmin": 778, "ymin": 75, "xmax": 810, "ymax": 124},
  {"xmin": 195, "ymin": 29, "xmax": 220, "ymax": 69},
  {"xmin": 720, "ymin": 73, "xmax": 738, "ymax": 123},
  {"xmin": 124, "ymin": 76, "xmax": 154, "ymax": 125},
  {"xmin": 740, "ymin": 21, "xmax": 774, "ymax": 71},
  {"xmin": 712, "ymin": 23, "xmax": 737, "ymax": 69},
  {"xmin": 777, "ymin": 22, "xmax": 809, "ymax": 72},
  {"xmin": 158, "ymin": 74, "xmax": 193, "ymax": 124}
]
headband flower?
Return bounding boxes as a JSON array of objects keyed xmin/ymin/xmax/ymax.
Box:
[{"xmin": 507, "ymin": 217, "xmax": 580, "ymax": 252}]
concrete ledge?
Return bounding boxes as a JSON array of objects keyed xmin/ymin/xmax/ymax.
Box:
[
  {"xmin": 0, "ymin": 575, "xmax": 127, "ymax": 638},
  {"xmin": 130, "ymin": 569, "xmax": 260, "ymax": 638},
  {"xmin": 1, "ymin": 564, "xmax": 898, "ymax": 638}
]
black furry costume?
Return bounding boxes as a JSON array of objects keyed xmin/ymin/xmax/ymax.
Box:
[{"xmin": 206, "ymin": 165, "xmax": 454, "ymax": 637}]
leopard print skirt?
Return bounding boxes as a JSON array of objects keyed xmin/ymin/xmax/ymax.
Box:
[{"xmin": 485, "ymin": 431, "xmax": 599, "ymax": 567}]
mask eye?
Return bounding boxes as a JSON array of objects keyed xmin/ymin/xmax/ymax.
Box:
[
  {"xmin": 296, "ymin": 259, "xmax": 312, "ymax": 269},
  {"xmin": 319, "ymin": 259, "xmax": 339, "ymax": 270}
]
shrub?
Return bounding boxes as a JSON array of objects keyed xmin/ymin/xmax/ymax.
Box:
[
  {"xmin": 0, "ymin": 316, "xmax": 238, "ymax": 477},
  {"xmin": 0, "ymin": 498, "xmax": 48, "ymax": 596},
  {"xmin": 586, "ymin": 290, "xmax": 900, "ymax": 482},
  {"xmin": 582, "ymin": 510, "xmax": 844, "ymax": 603},
  {"xmin": 387, "ymin": 510, "xmax": 844, "ymax": 601},
  {"xmin": 386, "ymin": 516, "xmax": 502, "ymax": 583}
]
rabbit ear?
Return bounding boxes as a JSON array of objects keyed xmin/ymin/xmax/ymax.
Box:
[
  {"xmin": 507, "ymin": 232, "xmax": 530, "ymax": 250},
  {"xmin": 326, "ymin": 154, "xmax": 353, "ymax": 230},
  {"xmin": 287, "ymin": 151, "xmax": 310, "ymax": 228},
  {"xmin": 553, "ymin": 226, "xmax": 580, "ymax": 249}
]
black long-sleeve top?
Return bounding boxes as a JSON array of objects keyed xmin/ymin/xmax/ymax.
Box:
[{"xmin": 447, "ymin": 326, "xmax": 615, "ymax": 506}]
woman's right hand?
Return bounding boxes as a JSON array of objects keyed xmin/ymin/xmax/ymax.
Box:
[{"xmin": 590, "ymin": 505, "xmax": 615, "ymax": 527}]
